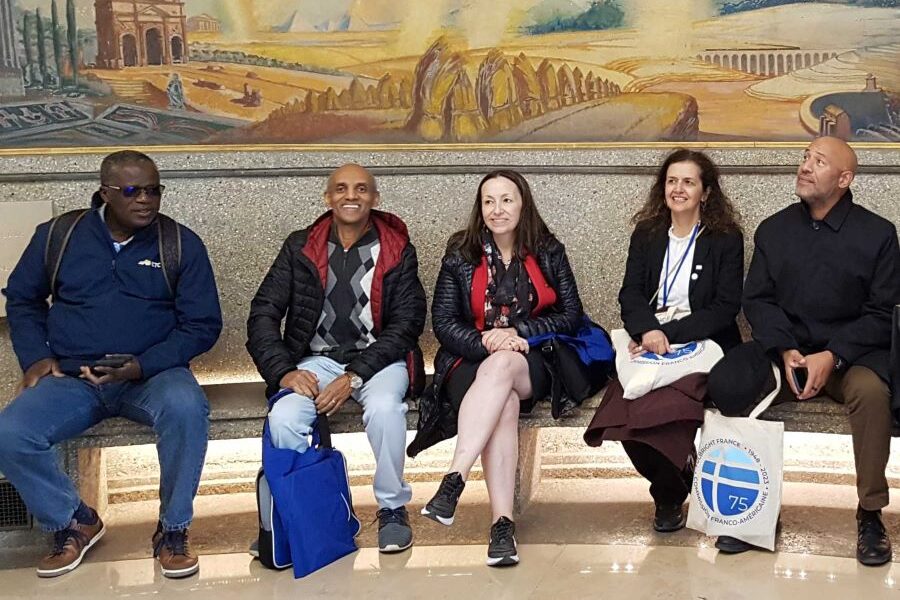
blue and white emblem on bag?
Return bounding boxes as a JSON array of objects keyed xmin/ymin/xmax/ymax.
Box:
[
  {"xmin": 695, "ymin": 440, "xmax": 770, "ymax": 523},
  {"xmin": 636, "ymin": 341, "xmax": 703, "ymax": 363}
]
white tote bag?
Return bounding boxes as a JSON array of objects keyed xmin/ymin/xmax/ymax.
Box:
[
  {"xmin": 686, "ymin": 364, "xmax": 784, "ymax": 551},
  {"xmin": 611, "ymin": 320, "xmax": 724, "ymax": 400}
]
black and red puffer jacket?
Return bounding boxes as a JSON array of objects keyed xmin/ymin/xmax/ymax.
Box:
[
  {"xmin": 407, "ymin": 235, "xmax": 583, "ymax": 457},
  {"xmin": 246, "ymin": 209, "xmax": 427, "ymax": 399}
]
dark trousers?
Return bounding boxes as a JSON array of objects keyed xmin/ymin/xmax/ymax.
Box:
[{"xmin": 622, "ymin": 440, "xmax": 692, "ymax": 506}]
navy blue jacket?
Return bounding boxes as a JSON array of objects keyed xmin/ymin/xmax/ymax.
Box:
[{"xmin": 3, "ymin": 208, "xmax": 223, "ymax": 378}]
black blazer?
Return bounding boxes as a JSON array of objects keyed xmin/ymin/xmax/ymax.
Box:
[{"xmin": 618, "ymin": 225, "xmax": 744, "ymax": 351}]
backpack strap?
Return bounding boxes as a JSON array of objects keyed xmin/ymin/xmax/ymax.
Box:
[
  {"xmin": 44, "ymin": 209, "xmax": 90, "ymax": 297},
  {"xmin": 157, "ymin": 213, "xmax": 181, "ymax": 298}
]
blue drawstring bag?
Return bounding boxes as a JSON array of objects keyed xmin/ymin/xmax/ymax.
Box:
[
  {"xmin": 528, "ymin": 315, "xmax": 615, "ymax": 364},
  {"xmin": 258, "ymin": 389, "xmax": 361, "ymax": 578}
]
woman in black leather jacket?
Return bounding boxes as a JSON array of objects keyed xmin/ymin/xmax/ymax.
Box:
[{"xmin": 409, "ymin": 169, "xmax": 583, "ymax": 567}]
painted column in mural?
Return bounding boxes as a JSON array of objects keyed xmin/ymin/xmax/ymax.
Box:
[
  {"xmin": 0, "ymin": 0, "xmax": 24, "ymax": 96},
  {"xmin": 178, "ymin": 4, "xmax": 187, "ymax": 64},
  {"xmin": 94, "ymin": 0, "xmax": 121, "ymax": 68}
]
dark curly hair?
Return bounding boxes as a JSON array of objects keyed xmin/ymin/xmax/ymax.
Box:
[
  {"xmin": 449, "ymin": 169, "xmax": 553, "ymax": 264},
  {"xmin": 632, "ymin": 148, "xmax": 741, "ymax": 234}
]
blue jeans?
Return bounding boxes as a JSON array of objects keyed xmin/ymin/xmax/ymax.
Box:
[
  {"xmin": 0, "ymin": 367, "xmax": 209, "ymax": 532},
  {"xmin": 267, "ymin": 356, "xmax": 412, "ymax": 509}
]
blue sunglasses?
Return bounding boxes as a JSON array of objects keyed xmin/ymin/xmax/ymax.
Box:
[{"xmin": 101, "ymin": 184, "xmax": 165, "ymax": 199}]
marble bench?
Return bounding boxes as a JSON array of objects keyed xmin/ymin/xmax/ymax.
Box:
[{"xmin": 66, "ymin": 380, "xmax": 862, "ymax": 517}]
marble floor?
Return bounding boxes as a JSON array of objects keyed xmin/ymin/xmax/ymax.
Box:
[
  {"xmin": 1, "ymin": 543, "xmax": 898, "ymax": 599},
  {"xmin": 1, "ymin": 476, "xmax": 898, "ymax": 598}
]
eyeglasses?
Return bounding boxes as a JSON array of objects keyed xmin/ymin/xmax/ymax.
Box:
[{"xmin": 101, "ymin": 184, "xmax": 166, "ymax": 199}]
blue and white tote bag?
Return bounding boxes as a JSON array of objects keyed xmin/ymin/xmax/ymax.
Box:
[{"xmin": 687, "ymin": 364, "xmax": 784, "ymax": 551}]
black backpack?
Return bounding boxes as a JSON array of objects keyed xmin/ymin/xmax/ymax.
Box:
[{"xmin": 44, "ymin": 209, "xmax": 182, "ymax": 298}]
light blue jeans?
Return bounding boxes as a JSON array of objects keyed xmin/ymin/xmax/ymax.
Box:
[
  {"xmin": 267, "ymin": 356, "xmax": 412, "ymax": 509},
  {"xmin": 0, "ymin": 368, "xmax": 208, "ymax": 532}
]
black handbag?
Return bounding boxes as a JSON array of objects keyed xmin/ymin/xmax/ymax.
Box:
[{"xmin": 540, "ymin": 322, "xmax": 614, "ymax": 419}]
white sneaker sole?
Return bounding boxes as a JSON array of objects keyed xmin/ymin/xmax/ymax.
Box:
[
  {"xmin": 159, "ymin": 560, "xmax": 200, "ymax": 579},
  {"xmin": 486, "ymin": 553, "xmax": 519, "ymax": 567},
  {"xmin": 378, "ymin": 539, "xmax": 413, "ymax": 554},
  {"xmin": 36, "ymin": 524, "xmax": 107, "ymax": 578},
  {"xmin": 420, "ymin": 506, "xmax": 454, "ymax": 526}
]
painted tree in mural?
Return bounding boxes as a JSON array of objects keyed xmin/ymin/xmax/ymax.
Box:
[
  {"xmin": 35, "ymin": 9, "xmax": 49, "ymax": 87},
  {"xmin": 51, "ymin": 0, "xmax": 64, "ymax": 88},
  {"xmin": 66, "ymin": 0, "xmax": 78, "ymax": 87},
  {"xmin": 21, "ymin": 12, "xmax": 33, "ymax": 87}
]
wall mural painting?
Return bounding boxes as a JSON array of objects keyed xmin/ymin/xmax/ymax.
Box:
[{"xmin": 0, "ymin": 0, "xmax": 897, "ymax": 149}]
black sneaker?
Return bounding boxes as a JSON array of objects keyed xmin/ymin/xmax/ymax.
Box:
[
  {"xmin": 377, "ymin": 506, "xmax": 413, "ymax": 553},
  {"xmin": 487, "ymin": 516, "xmax": 519, "ymax": 567},
  {"xmin": 857, "ymin": 507, "xmax": 892, "ymax": 566},
  {"xmin": 653, "ymin": 503, "xmax": 686, "ymax": 533},
  {"xmin": 421, "ymin": 472, "xmax": 465, "ymax": 526}
]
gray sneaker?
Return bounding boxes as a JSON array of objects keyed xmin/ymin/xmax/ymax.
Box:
[{"xmin": 377, "ymin": 507, "xmax": 413, "ymax": 553}]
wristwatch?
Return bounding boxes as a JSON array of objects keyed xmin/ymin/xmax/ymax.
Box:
[
  {"xmin": 832, "ymin": 353, "xmax": 846, "ymax": 372},
  {"xmin": 344, "ymin": 370, "xmax": 363, "ymax": 390}
]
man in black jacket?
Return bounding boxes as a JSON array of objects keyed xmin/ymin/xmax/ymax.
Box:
[
  {"xmin": 709, "ymin": 136, "xmax": 900, "ymax": 565},
  {"xmin": 247, "ymin": 164, "xmax": 426, "ymax": 553}
]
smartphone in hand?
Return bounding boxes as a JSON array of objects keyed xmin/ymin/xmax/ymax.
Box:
[
  {"xmin": 90, "ymin": 354, "xmax": 134, "ymax": 376},
  {"xmin": 790, "ymin": 367, "xmax": 808, "ymax": 394}
]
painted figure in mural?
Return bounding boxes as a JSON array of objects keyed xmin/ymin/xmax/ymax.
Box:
[
  {"xmin": 238, "ymin": 83, "xmax": 261, "ymax": 107},
  {"xmin": 167, "ymin": 73, "xmax": 186, "ymax": 110},
  {"xmin": 409, "ymin": 170, "xmax": 586, "ymax": 567},
  {"xmin": 707, "ymin": 136, "xmax": 900, "ymax": 565},
  {"xmin": 0, "ymin": 151, "xmax": 223, "ymax": 579},
  {"xmin": 246, "ymin": 163, "xmax": 426, "ymax": 555},
  {"xmin": 584, "ymin": 149, "xmax": 744, "ymax": 533}
]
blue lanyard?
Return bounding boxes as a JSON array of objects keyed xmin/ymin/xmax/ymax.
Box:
[{"xmin": 662, "ymin": 223, "xmax": 700, "ymax": 308}]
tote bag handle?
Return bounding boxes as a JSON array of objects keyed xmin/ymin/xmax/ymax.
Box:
[{"xmin": 749, "ymin": 363, "xmax": 782, "ymax": 420}]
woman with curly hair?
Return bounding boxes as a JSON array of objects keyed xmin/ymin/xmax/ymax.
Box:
[{"xmin": 585, "ymin": 148, "xmax": 744, "ymax": 533}]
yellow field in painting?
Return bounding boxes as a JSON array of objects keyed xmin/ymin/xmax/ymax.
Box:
[{"xmin": 85, "ymin": 62, "xmax": 377, "ymax": 121}]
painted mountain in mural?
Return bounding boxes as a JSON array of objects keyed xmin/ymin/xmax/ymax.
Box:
[
  {"xmin": 345, "ymin": 0, "xmax": 404, "ymax": 30},
  {"xmin": 719, "ymin": 0, "xmax": 900, "ymax": 14},
  {"xmin": 275, "ymin": 11, "xmax": 325, "ymax": 33}
]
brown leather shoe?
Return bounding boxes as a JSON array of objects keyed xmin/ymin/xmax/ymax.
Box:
[
  {"xmin": 36, "ymin": 513, "xmax": 106, "ymax": 578},
  {"xmin": 152, "ymin": 523, "xmax": 199, "ymax": 578}
]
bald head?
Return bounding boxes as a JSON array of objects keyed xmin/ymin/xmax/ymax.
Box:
[
  {"xmin": 811, "ymin": 135, "xmax": 858, "ymax": 174},
  {"xmin": 326, "ymin": 163, "xmax": 378, "ymax": 195},
  {"xmin": 796, "ymin": 136, "xmax": 857, "ymax": 207},
  {"xmin": 324, "ymin": 163, "xmax": 380, "ymax": 228}
]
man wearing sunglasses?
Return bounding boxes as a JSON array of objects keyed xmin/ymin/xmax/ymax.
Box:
[{"xmin": 0, "ymin": 150, "xmax": 223, "ymax": 579}]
